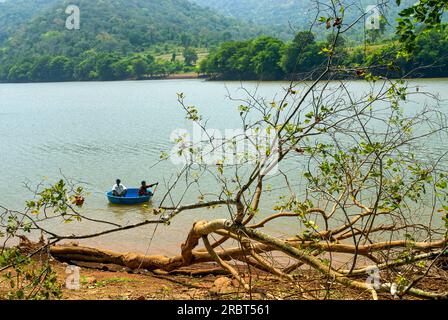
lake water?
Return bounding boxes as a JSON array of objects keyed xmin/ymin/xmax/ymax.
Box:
[{"xmin": 0, "ymin": 79, "xmax": 447, "ymax": 256}]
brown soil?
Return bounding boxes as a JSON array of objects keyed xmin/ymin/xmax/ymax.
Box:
[
  {"xmin": 53, "ymin": 261, "xmax": 372, "ymax": 300},
  {"xmin": 1, "ymin": 253, "xmax": 447, "ymax": 300},
  {"xmin": 55, "ymin": 260, "xmax": 448, "ymax": 300}
]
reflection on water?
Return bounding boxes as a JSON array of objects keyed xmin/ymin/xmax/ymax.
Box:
[
  {"xmin": 0, "ymin": 79, "xmax": 447, "ymax": 254},
  {"xmin": 106, "ymin": 202, "xmax": 156, "ymax": 216}
]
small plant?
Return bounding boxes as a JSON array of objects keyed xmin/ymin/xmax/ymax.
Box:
[{"xmin": 0, "ymin": 248, "xmax": 62, "ymax": 300}]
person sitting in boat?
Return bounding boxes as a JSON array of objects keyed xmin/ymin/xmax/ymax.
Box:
[
  {"xmin": 112, "ymin": 179, "xmax": 127, "ymax": 197},
  {"xmin": 139, "ymin": 181, "xmax": 158, "ymax": 197}
]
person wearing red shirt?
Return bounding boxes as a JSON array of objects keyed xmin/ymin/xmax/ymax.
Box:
[{"xmin": 139, "ymin": 181, "xmax": 158, "ymax": 196}]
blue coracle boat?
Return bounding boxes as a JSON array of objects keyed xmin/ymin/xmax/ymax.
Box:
[{"xmin": 106, "ymin": 188, "xmax": 153, "ymax": 205}]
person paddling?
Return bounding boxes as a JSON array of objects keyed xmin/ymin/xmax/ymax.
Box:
[{"xmin": 139, "ymin": 181, "xmax": 158, "ymax": 196}]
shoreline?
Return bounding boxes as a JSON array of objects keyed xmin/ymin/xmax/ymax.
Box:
[
  {"xmin": 1, "ymin": 252, "xmax": 446, "ymax": 300},
  {"xmin": 2, "ymin": 239, "xmax": 446, "ymax": 300},
  {"xmin": 0, "ymin": 72, "xmax": 448, "ymax": 85},
  {"xmin": 1, "ymin": 75, "xmax": 448, "ymax": 85}
]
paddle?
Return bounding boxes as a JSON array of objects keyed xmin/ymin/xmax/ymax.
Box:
[{"xmin": 148, "ymin": 182, "xmax": 159, "ymax": 195}]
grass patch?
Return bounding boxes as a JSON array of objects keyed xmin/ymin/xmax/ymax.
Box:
[{"xmin": 81, "ymin": 276, "xmax": 138, "ymax": 289}]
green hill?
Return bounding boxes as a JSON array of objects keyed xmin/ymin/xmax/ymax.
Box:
[
  {"xmin": 0, "ymin": 0, "xmax": 421, "ymax": 83},
  {"xmin": 0, "ymin": 0, "xmax": 272, "ymax": 82},
  {"xmin": 190, "ymin": 0, "xmax": 314, "ymax": 28},
  {"xmin": 0, "ymin": 0, "xmax": 59, "ymax": 45},
  {"xmin": 1, "ymin": 0, "xmax": 264, "ymax": 57},
  {"xmin": 190, "ymin": 0, "xmax": 415, "ymax": 35}
]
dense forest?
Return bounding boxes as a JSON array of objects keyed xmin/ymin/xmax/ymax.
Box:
[
  {"xmin": 199, "ymin": 24, "xmax": 448, "ymax": 80},
  {"xmin": 191, "ymin": 0, "xmax": 315, "ymax": 28},
  {"xmin": 191, "ymin": 0, "xmax": 416, "ymax": 36},
  {"xmin": 0, "ymin": 0, "xmax": 269, "ymax": 82},
  {"xmin": 0, "ymin": 0, "xmax": 60, "ymax": 45},
  {"xmin": 0, "ymin": 0, "xmax": 445, "ymax": 83}
]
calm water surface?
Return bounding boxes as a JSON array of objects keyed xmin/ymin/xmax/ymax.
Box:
[{"xmin": 0, "ymin": 79, "xmax": 447, "ymax": 255}]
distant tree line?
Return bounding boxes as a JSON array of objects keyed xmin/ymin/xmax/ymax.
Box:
[
  {"xmin": 200, "ymin": 25, "xmax": 448, "ymax": 80},
  {"xmin": 1, "ymin": 25, "xmax": 447, "ymax": 83},
  {"xmin": 0, "ymin": 50, "xmax": 197, "ymax": 82}
]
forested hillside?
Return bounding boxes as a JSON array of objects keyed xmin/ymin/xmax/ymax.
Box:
[
  {"xmin": 191, "ymin": 0, "xmax": 313, "ymax": 28},
  {"xmin": 0, "ymin": 0, "xmax": 262, "ymax": 55},
  {"xmin": 0, "ymin": 0, "xmax": 59, "ymax": 44},
  {"xmin": 191, "ymin": 0, "xmax": 415, "ymax": 32},
  {"xmin": 0, "ymin": 0, "xmax": 439, "ymax": 83},
  {"xmin": 0, "ymin": 0, "xmax": 269, "ymax": 82}
]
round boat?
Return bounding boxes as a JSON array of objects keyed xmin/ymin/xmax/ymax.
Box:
[{"xmin": 106, "ymin": 188, "xmax": 153, "ymax": 205}]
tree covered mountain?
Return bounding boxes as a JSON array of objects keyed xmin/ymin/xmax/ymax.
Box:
[
  {"xmin": 190, "ymin": 0, "xmax": 415, "ymax": 32},
  {"xmin": 0, "ymin": 0, "xmax": 276, "ymax": 82},
  {"xmin": 190, "ymin": 0, "xmax": 314, "ymax": 28},
  {"xmin": 0, "ymin": 0, "xmax": 59, "ymax": 44},
  {"xmin": 0, "ymin": 0, "xmax": 266, "ymax": 55},
  {"xmin": 0, "ymin": 0, "xmax": 421, "ymax": 83}
]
